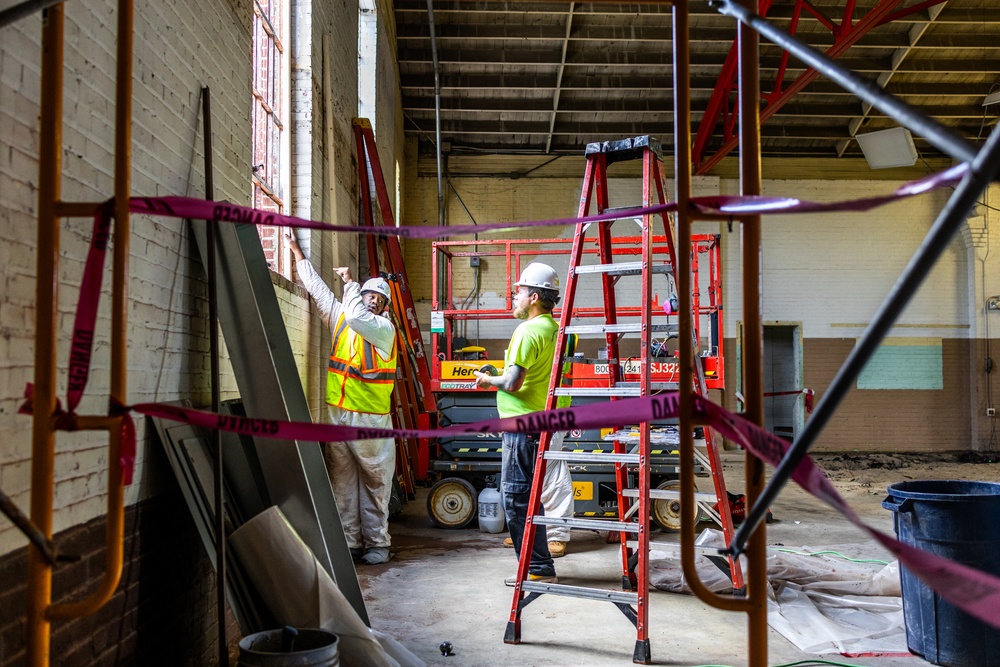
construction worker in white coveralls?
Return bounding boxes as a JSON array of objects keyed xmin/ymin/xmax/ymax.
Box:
[{"xmin": 288, "ymin": 231, "xmax": 397, "ymax": 565}]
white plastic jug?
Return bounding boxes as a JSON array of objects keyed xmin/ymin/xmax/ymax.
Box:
[{"xmin": 478, "ymin": 485, "xmax": 504, "ymax": 533}]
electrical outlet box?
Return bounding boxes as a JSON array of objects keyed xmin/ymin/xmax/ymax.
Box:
[
  {"xmin": 470, "ymin": 257, "xmax": 481, "ymax": 268},
  {"xmin": 989, "ymin": 407, "xmax": 997, "ymax": 417},
  {"xmin": 988, "ymin": 297, "xmax": 1000, "ymax": 311}
]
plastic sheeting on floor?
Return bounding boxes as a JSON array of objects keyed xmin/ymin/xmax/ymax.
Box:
[{"xmin": 649, "ymin": 529, "xmax": 907, "ymax": 655}]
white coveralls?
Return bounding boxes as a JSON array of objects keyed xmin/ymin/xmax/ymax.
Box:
[
  {"xmin": 296, "ymin": 259, "xmax": 397, "ymax": 550},
  {"xmin": 543, "ymin": 431, "xmax": 574, "ymax": 543}
]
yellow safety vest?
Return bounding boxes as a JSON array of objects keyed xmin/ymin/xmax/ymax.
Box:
[{"xmin": 326, "ymin": 312, "xmax": 397, "ymax": 414}]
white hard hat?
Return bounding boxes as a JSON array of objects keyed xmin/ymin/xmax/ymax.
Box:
[
  {"xmin": 514, "ymin": 262, "xmax": 560, "ymax": 293},
  {"xmin": 361, "ymin": 277, "xmax": 391, "ymax": 303}
]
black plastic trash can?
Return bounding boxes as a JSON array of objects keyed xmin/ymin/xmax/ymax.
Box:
[{"xmin": 883, "ymin": 480, "xmax": 1000, "ymax": 667}]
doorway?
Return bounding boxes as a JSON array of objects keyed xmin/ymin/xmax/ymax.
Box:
[{"xmin": 763, "ymin": 323, "xmax": 804, "ymax": 440}]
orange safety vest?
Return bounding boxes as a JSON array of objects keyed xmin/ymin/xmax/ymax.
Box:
[{"xmin": 326, "ymin": 312, "xmax": 397, "ymax": 414}]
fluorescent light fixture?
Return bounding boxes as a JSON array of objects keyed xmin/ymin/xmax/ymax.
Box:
[
  {"xmin": 856, "ymin": 127, "xmax": 918, "ymax": 169},
  {"xmin": 984, "ymin": 90, "xmax": 1000, "ymax": 107}
]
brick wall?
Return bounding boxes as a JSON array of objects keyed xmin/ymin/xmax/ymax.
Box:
[
  {"xmin": 0, "ymin": 482, "xmax": 240, "ymax": 666},
  {"xmin": 0, "ymin": 0, "xmax": 252, "ymax": 555},
  {"xmin": 0, "ymin": 0, "xmax": 404, "ymax": 657},
  {"xmin": 801, "ymin": 337, "xmax": 974, "ymax": 451}
]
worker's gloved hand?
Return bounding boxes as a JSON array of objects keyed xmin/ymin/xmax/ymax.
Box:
[
  {"xmin": 284, "ymin": 229, "xmax": 304, "ymax": 261},
  {"xmin": 335, "ymin": 267, "xmax": 353, "ymax": 284}
]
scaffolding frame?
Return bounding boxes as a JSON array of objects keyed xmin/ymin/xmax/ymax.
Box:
[{"xmin": 27, "ymin": 2, "xmax": 133, "ymax": 665}]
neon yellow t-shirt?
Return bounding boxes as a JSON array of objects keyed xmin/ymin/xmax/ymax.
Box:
[{"xmin": 497, "ymin": 313, "xmax": 561, "ymax": 418}]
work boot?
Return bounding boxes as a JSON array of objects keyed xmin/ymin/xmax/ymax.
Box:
[
  {"xmin": 503, "ymin": 537, "xmax": 514, "ymax": 548},
  {"xmin": 361, "ymin": 547, "xmax": 392, "ymax": 565},
  {"xmin": 349, "ymin": 547, "xmax": 364, "ymax": 561},
  {"xmin": 548, "ymin": 541, "xmax": 567, "ymax": 558},
  {"xmin": 505, "ymin": 573, "xmax": 557, "ymax": 587}
]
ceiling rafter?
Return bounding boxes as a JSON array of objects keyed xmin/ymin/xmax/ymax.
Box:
[{"xmin": 395, "ymin": 0, "xmax": 1000, "ymax": 161}]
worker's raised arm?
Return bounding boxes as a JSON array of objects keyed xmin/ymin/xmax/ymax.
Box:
[{"xmin": 286, "ymin": 230, "xmax": 340, "ymax": 330}]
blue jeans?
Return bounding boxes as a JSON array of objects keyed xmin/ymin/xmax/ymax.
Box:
[{"xmin": 501, "ymin": 432, "xmax": 555, "ymax": 577}]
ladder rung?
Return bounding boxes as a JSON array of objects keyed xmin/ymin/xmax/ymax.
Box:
[
  {"xmin": 573, "ymin": 262, "xmax": 673, "ymax": 276},
  {"xmin": 555, "ymin": 382, "xmax": 678, "ymax": 397},
  {"xmin": 533, "ymin": 516, "xmax": 638, "ymax": 533},
  {"xmin": 556, "ymin": 387, "xmax": 641, "ymax": 397},
  {"xmin": 627, "ymin": 540, "xmax": 727, "ymax": 559},
  {"xmin": 620, "ymin": 488, "xmax": 718, "ymax": 503},
  {"xmin": 693, "ymin": 449, "xmax": 712, "ymax": 469},
  {"xmin": 521, "ymin": 580, "xmax": 639, "ymax": 605},
  {"xmin": 564, "ymin": 323, "xmax": 678, "ymax": 335},
  {"xmin": 545, "ymin": 451, "xmax": 639, "ymax": 465}
]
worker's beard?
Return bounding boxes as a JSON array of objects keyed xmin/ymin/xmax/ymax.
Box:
[{"xmin": 512, "ymin": 301, "xmax": 530, "ymax": 320}]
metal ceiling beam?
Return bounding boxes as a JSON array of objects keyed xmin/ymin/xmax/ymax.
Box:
[
  {"xmin": 404, "ymin": 97, "xmax": 676, "ymax": 113},
  {"xmin": 402, "ymin": 118, "xmax": 678, "ymax": 135},
  {"xmin": 395, "ymin": 1, "xmax": 1000, "ymax": 23},
  {"xmin": 695, "ymin": 0, "xmax": 906, "ymax": 174},
  {"xmin": 399, "ymin": 73, "xmax": 722, "ymax": 91},
  {"xmin": 410, "ymin": 55, "xmax": 1000, "ymax": 73},
  {"xmin": 397, "ymin": 22, "xmax": 1000, "ymax": 49},
  {"xmin": 395, "ymin": 0, "xmax": 1000, "ymax": 157},
  {"xmin": 400, "ymin": 73, "xmax": 986, "ymax": 97},
  {"xmin": 399, "ymin": 49, "xmax": 1000, "ymax": 74},
  {"xmin": 691, "ymin": 0, "xmax": 774, "ymax": 169},
  {"xmin": 547, "ymin": 2, "xmax": 575, "ymax": 154}
]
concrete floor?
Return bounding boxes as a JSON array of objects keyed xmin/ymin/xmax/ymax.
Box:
[{"xmin": 356, "ymin": 453, "xmax": 984, "ymax": 667}]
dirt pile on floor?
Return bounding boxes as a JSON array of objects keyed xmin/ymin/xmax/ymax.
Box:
[{"xmin": 810, "ymin": 451, "xmax": 1000, "ymax": 489}]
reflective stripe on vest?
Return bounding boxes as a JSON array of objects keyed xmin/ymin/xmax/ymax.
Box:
[{"xmin": 326, "ymin": 312, "xmax": 397, "ymax": 414}]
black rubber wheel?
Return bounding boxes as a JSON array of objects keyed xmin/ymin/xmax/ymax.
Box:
[
  {"xmin": 388, "ymin": 476, "xmax": 404, "ymax": 520},
  {"xmin": 427, "ymin": 477, "xmax": 477, "ymax": 528}
]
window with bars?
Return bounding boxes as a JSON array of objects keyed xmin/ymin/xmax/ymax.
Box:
[{"xmin": 252, "ymin": 0, "xmax": 288, "ymax": 276}]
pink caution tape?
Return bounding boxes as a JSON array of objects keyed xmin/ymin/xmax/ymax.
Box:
[
  {"xmin": 67, "ymin": 202, "xmax": 113, "ymax": 412},
  {"xmin": 127, "ymin": 394, "xmax": 1000, "ymax": 630},
  {"xmin": 119, "ymin": 412, "xmax": 135, "ymax": 486},
  {"xmin": 126, "ymin": 163, "xmax": 967, "ymax": 240},
  {"xmin": 696, "ymin": 398, "xmax": 1000, "ymax": 631},
  {"xmin": 34, "ymin": 159, "xmax": 996, "ymax": 627},
  {"xmin": 61, "ymin": 164, "xmax": 966, "ymax": 417},
  {"xmin": 691, "ymin": 163, "xmax": 969, "ymax": 215}
]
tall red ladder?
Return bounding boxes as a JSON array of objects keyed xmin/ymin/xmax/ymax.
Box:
[
  {"xmin": 504, "ymin": 136, "xmax": 741, "ymax": 664},
  {"xmin": 353, "ymin": 118, "xmax": 438, "ymax": 492}
]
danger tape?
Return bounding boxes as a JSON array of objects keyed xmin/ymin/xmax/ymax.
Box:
[{"xmin": 27, "ymin": 158, "xmax": 998, "ymax": 631}]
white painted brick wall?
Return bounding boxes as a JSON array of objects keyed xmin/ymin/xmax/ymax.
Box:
[
  {"xmin": 404, "ymin": 167, "xmax": 985, "ymax": 343},
  {"xmin": 0, "ymin": 0, "xmax": 254, "ymax": 556},
  {"xmin": 0, "ymin": 0, "xmax": 403, "ymax": 557},
  {"xmin": 720, "ymin": 178, "xmax": 972, "ymax": 341}
]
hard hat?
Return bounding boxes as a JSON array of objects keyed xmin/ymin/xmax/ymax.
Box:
[
  {"xmin": 361, "ymin": 277, "xmax": 391, "ymax": 304},
  {"xmin": 514, "ymin": 262, "xmax": 560, "ymax": 293}
]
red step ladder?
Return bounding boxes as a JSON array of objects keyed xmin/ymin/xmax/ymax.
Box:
[
  {"xmin": 353, "ymin": 118, "xmax": 438, "ymax": 491},
  {"xmin": 504, "ymin": 136, "xmax": 742, "ymax": 664}
]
